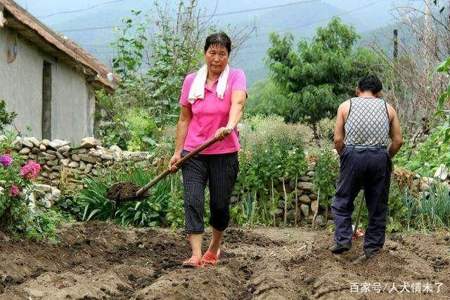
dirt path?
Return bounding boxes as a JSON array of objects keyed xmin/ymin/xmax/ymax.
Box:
[{"xmin": 0, "ymin": 222, "xmax": 448, "ymax": 299}]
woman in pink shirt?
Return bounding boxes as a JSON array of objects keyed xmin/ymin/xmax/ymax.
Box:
[{"xmin": 169, "ymin": 32, "xmax": 247, "ymax": 268}]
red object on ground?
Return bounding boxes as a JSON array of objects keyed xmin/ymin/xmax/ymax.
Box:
[
  {"xmin": 202, "ymin": 249, "xmax": 221, "ymax": 266},
  {"xmin": 352, "ymin": 228, "xmax": 365, "ymax": 240}
]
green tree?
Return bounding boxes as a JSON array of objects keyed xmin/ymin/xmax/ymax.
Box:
[
  {"xmin": 246, "ymin": 80, "xmax": 290, "ymax": 117},
  {"xmin": 95, "ymin": 1, "xmax": 204, "ymax": 150},
  {"xmin": 267, "ymin": 18, "xmax": 384, "ymax": 141}
]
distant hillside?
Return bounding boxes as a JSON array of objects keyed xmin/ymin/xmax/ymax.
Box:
[{"xmin": 19, "ymin": 0, "xmax": 422, "ymax": 85}]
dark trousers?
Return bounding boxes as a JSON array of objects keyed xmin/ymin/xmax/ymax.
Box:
[
  {"xmin": 181, "ymin": 150, "xmax": 239, "ymax": 234},
  {"xmin": 331, "ymin": 147, "xmax": 392, "ymax": 251}
]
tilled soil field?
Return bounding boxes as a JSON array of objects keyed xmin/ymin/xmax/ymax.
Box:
[{"xmin": 0, "ymin": 222, "xmax": 449, "ymax": 299}]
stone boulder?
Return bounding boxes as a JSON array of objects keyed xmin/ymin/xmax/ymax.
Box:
[{"xmin": 80, "ymin": 137, "xmax": 101, "ymax": 149}]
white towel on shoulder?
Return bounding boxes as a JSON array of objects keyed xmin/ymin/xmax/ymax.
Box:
[{"xmin": 188, "ymin": 64, "xmax": 230, "ymax": 104}]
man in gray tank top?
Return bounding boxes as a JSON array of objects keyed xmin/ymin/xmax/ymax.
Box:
[{"xmin": 330, "ymin": 75, "xmax": 403, "ymax": 261}]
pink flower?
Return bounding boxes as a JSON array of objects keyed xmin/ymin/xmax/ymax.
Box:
[
  {"xmin": 9, "ymin": 185, "xmax": 20, "ymax": 198},
  {"xmin": 0, "ymin": 154, "xmax": 13, "ymax": 167},
  {"xmin": 20, "ymin": 160, "xmax": 41, "ymax": 180}
]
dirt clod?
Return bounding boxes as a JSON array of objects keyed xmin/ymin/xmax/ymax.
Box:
[{"xmin": 106, "ymin": 182, "xmax": 148, "ymax": 202}]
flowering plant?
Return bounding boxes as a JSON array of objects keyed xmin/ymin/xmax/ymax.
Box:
[{"xmin": 0, "ymin": 135, "xmax": 41, "ymax": 233}]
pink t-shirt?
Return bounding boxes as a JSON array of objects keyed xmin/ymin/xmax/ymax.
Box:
[{"xmin": 179, "ymin": 68, "xmax": 247, "ymax": 155}]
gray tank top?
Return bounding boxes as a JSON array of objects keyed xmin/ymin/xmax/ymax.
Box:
[{"xmin": 344, "ymin": 97, "xmax": 390, "ymax": 147}]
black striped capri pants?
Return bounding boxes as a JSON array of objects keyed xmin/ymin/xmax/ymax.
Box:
[{"xmin": 181, "ymin": 150, "xmax": 239, "ymax": 234}]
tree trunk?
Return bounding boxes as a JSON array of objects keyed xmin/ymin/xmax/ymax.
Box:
[{"xmin": 312, "ymin": 123, "xmax": 320, "ymax": 146}]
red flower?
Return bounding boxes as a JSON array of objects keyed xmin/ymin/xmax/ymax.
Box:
[
  {"xmin": 20, "ymin": 161, "xmax": 41, "ymax": 180},
  {"xmin": 9, "ymin": 185, "xmax": 20, "ymax": 198}
]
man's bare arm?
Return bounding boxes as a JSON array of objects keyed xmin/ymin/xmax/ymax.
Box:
[
  {"xmin": 334, "ymin": 103, "xmax": 346, "ymax": 155},
  {"xmin": 388, "ymin": 106, "xmax": 403, "ymax": 158}
]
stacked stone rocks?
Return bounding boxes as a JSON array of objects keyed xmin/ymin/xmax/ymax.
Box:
[
  {"xmin": 29, "ymin": 183, "xmax": 61, "ymax": 209},
  {"xmin": 270, "ymin": 165, "xmax": 325, "ymax": 226},
  {"xmin": 12, "ymin": 137, "xmax": 153, "ymax": 186},
  {"xmin": 296, "ymin": 168, "xmax": 320, "ymax": 222},
  {"xmin": 393, "ymin": 166, "xmax": 450, "ymax": 195}
]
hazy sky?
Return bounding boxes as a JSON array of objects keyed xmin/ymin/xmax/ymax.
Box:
[{"xmin": 15, "ymin": 0, "xmax": 419, "ymax": 23}]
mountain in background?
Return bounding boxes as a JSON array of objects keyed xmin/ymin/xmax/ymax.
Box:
[{"xmin": 15, "ymin": 0, "xmax": 422, "ymax": 85}]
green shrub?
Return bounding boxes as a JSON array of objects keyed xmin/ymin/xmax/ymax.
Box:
[
  {"xmin": 386, "ymin": 181, "xmax": 413, "ymax": 232},
  {"xmin": 95, "ymin": 95, "xmax": 160, "ymax": 152},
  {"xmin": 75, "ymin": 166, "xmax": 185, "ymax": 228},
  {"xmin": 313, "ymin": 148, "xmax": 339, "ymax": 219},
  {"xmin": 395, "ymin": 122, "xmax": 450, "ymax": 177},
  {"xmin": 0, "ymin": 133, "xmax": 62, "ymax": 240},
  {"xmin": 231, "ymin": 115, "xmax": 308, "ymax": 226},
  {"xmin": 78, "ymin": 176, "xmax": 115, "ymax": 221},
  {"xmin": 0, "ymin": 100, "xmax": 17, "ymax": 133},
  {"xmin": 415, "ymin": 183, "xmax": 450, "ymax": 230},
  {"xmin": 165, "ymin": 176, "xmax": 185, "ymax": 229},
  {"xmin": 23, "ymin": 209, "xmax": 66, "ymax": 241},
  {"xmin": 55, "ymin": 194, "xmax": 85, "ymax": 221},
  {"xmin": 359, "ymin": 180, "xmax": 450, "ymax": 233}
]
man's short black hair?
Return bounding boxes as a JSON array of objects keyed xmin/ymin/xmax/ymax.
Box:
[
  {"xmin": 204, "ymin": 32, "xmax": 232, "ymax": 54},
  {"xmin": 358, "ymin": 75, "xmax": 383, "ymax": 94}
]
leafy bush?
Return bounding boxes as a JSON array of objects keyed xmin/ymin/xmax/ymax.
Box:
[
  {"xmin": 395, "ymin": 123, "xmax": 450, "ymax": 176},
  {"xmin": 415, "ymin": 183, "xmax": 450, "ymax": 230},
  {"xmin": 95, "ymin": 94, "xmax": 160, "ymax": 151},
  {"xmin": 355, "ymin": 180, "xmax": 450, "ymax": 233},
  {"xmin": 0, "ymin": 99, "xmax": 17, "ymax": 133},
  {"xmin": 23, "ymin": 209, "xmax": 66, "ymax": 241},
  {"xmin": 317, "ymin": 118, "xmax": 335, "ymax": 143},
  {"xmin": 125, "ymin": 108, "xmax": 159, "ymax": 151},
  {"xmin": 395, "ymin": 57, "xmax": 450, "ymax": 176},
  {"xmin": 313, "ymin": 148, "xmax": 339, "ymax": 219},
  {"xmin": 246, "ymin": 80, "xmax": 291, "ymax": 117},
  {"xmin": 76, "ymin": 166, "xmax": 185, "ymax": 228},
  {"xmin": 231, "ymin": 115, "xmax": 308, "ymax": 226},
  {"xmin": 0, "ymin": 134, "xmax": 62, "ymax": 240},
  {"xmin": 55, "ymin": 194, "xmax": 85, "ymax": 221}
]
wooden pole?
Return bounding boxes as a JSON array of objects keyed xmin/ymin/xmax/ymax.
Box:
[
  {"xmin": 353, "ymin": 194, "xmax": 365, "ymax": 236},
  {"xmin": 424, "ymin": 0, "xmax": 434, "ymax": 70},
  {"xmin": 393, "ymin": 29, "xmax": 398, "ymax": 60}
]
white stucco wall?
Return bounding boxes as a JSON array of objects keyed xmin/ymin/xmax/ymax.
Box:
[
  {"xmin": 0, "ymin": 28, "xmax": 42, "ymax": 137},
  {"xmin": 52, "ymin": 62, "xmax": 94, "ymax": 143},
  {"xmin": 0, "ymin": 27, "xmax": 95, "ymax": 143}
]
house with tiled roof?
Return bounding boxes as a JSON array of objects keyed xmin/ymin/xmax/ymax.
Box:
[{"xmin": 0, "ymin": 0, "xmax": 118, "ymax": 142}]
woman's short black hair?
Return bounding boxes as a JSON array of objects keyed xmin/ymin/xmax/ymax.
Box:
[
  {"xmin": 358, "ymin": 75, "xmax": 383, "ymax": 94},
  {"xmin": 204, "ymin": 32, "xmax": 232, "ymax": 54}
]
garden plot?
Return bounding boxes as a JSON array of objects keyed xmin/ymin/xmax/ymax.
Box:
[{"xmin": 0, "ymin": 222, "xmax": 448, "ymax": 299}]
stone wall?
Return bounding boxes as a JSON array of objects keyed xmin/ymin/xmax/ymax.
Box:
[
  {"xmin": 268, "ymin": 162, "xmax": 450, "ymax": 227},
  {"xmin": 11, "ymin": 137, "xmax": 153, "ymax": 187},
  {"xmin": 8, "ymin": 136, "xmax": 450, "ymax": 224}
]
